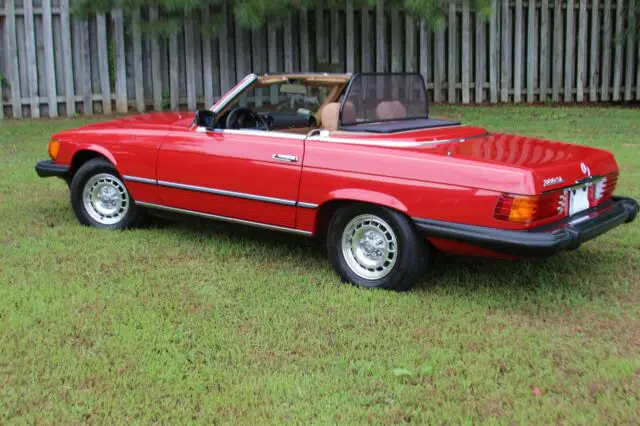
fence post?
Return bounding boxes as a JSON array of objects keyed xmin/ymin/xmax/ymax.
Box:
[
  {"xmin": 625, "ymin": 0, "xmax": 636, "ymax": 101},
  {"xmin": 489, "ymin": 0, "xmax": 499, "ymax": 103},
  {"xmin": 564, "ymin": 0, "xmax": 575, "ymax": 102},
  {"xmin": 131, "ymin": 9, "xmax": 145, "ymax": 113},
  {"xmin": 540, "ymin": 0, "xmax": 549, "ymax": 102},
  {"xmin": 376, "ymin": 1, "xmax": 386, "ymax": 73},
  {"xmin": 43, "ymin": 0, "xmax": 58, "ymax": 117},
  {"xmin": 475, "ymin": 10, "xmax": 485, "ymax": 104},
  {"xmin": 527, "ymin": 0, "xmax": 538, "ymax": 103},
  {"xmin": 448, "ymin": 2, "xmax": 457, "ymax": 103},
  {"xmin": 612, "ymin": 0, "xmax": 624, "ymax": 101},
  {"xmin": 589, "ymin": 0, "xmax": 600, "ymax": 101},
  {"xmin": 24, "ymin": 0, "xmax": 40, "ymax": 118},
  {"xmin": 300, "ymin": 9, "xmax": 310, "ymax": 71},
  {"xmin": 514, "ymin": 0, "xmax": 523, "ymax": 103},
  {"xmin": 346, "ymin": 1, "xmax": 355, "ymax": 72},
  {"xmin": 552, "ymin": 0, "xmax": 563, "ymax": 102},
  {"xmin": 5, "ymin": 0, "xmax": 22, "ymax": 118},
  {"xmin": 113, "ymin": 8, "xmax": 128, "ymax": 113},
  {"xmin": 462, "ymin": 0, "xmax": 471, "ymax": 104},
  {"xmin": 576, "ymin": 0, "xmax": 587, "ymax": 102},
  {"xmin": 60, "ymin": 0, "xmax": 76, "ymax": 116},
  {"xmin": 601, "ymin": 0, "xmax": 612, "ymax": 101}
]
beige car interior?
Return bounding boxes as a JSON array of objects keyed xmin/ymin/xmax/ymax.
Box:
[{"xmin": 218, "ymin": 74, "xmax": 410, "ymax": 135}]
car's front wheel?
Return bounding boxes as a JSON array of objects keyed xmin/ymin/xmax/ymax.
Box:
[
  {"xmin": 326, "ymin": 203, "xmax": 429, "ymax": 291},
  {"xmin": 70, "ymin": 158, "xmax": 145, "ymax": 229}
]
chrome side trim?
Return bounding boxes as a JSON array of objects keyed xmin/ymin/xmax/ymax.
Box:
[
  {"xmin": 136, "ymin": 201, "xmax": 313, "ymax": 236},
  {"xmin": 123, "ymin": 175, "xmax": 157, "ymax": 185},
  {"xmin": 297, "ymin": 202, "xmax": 319, "ymax": 209},
  {"xmin": 214, "ymin": 129, "xmax": 307, "ymax": 140},
  {"xmin": 123, "ymin": 176, "xmax": 320, "ymax": 209},
  {"xmin": 157, "ymin": 180, "xmax": 297, "ymax": 206},
  {"xmin": 306, "ymin": 132, "xmax": 489, "ymax": 148}
]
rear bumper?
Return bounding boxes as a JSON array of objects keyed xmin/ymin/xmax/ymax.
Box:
[
  {"xmin": 413, "ymin": 196, "xmax": 639, "ymax": 258},
  {"xmin": 35, "ymin": 160, "xmax": 70, "ymax": 178}
]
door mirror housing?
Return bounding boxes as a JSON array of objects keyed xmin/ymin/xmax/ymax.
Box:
[{"xmin": 194, "ymin": 110, "xmax": 217, "ymax": 130}]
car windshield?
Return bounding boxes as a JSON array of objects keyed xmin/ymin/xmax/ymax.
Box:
[
  {"xmin": 340, "ymin": 73, "xmax": 429, "ymax": 126},
  {"xmin": 236, "ymin": 82, "xmax": 330, "ymax": 116}
]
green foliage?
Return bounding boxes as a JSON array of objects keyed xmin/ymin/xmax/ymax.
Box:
[{"xmin": 71, "ymin": 0, "xmax": 493, "ymax": 36}]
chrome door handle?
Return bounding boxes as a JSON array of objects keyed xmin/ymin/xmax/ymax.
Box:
[{"xmin": 272, "ymin": 154, "xmax": 298, "ymax": 162}]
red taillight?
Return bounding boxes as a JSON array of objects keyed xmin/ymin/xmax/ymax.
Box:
[{"xmin": 494, "ymin": 192, "xmax": 566, "ymax": 223}]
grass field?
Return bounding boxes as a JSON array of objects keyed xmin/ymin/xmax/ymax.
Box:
[{"xmin": 1, "ymin": 106, "xmax": 639, "ymax": 424}]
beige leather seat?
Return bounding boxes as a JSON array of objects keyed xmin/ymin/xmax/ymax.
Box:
[
  {"xmin": 376, "ymin": 101, "xmax": 407, "ymax": 121},
  {"xmin": 320, "ymin": 102, "xmax": 340, "ymax": 130},
  {"xmin": 320, "ymin": 102, "xmax": 357, "ymax": 130}
]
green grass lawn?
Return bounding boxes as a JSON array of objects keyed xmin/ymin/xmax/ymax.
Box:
[{"xmin": 1, "ymin": 106, "xmax": 639, "ymax": 424}]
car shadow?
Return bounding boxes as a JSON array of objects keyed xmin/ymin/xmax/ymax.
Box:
[{"xmin": 150, "ymin": 214, "xmax": 623, "ymax": 305}]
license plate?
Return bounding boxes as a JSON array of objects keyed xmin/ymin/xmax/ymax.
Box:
[{"xmin": 569, "ymin": 186, "xmax": 590, "ymax": 216}]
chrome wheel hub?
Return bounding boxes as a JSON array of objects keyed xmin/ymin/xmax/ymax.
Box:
[
  {"xmin": 341, "ymin": 214, "xmax": 398, "ymax": 280},
  {"xmin": 83, "ymin": 173, "xmax": 130, "ymax": 225}
]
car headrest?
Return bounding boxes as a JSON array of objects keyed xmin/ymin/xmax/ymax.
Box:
[{"xmin": 376, "ymin": 101, "xmax": 407, "ymax": 121}]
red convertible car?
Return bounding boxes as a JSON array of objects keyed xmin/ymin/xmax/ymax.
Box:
[{"xmin": 36, "ymin": 73, "xmax": 638, "ymax": 291}]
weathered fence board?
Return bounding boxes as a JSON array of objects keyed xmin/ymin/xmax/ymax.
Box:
[
  {"xmin": 60, "ymin": 0, "xmax": 75, "ymax": 116},
  {"xmin": 601, "ymin": 0, "xmax": 612, "ymax": 101},
  {"xmin": 540, "ymin": 0, "xmax": 549, "ymax": 101},
  {"xmin": 6, "ymin": 0, "xmax": 23, "ymax": 118},
  {"xmin": 42, "ymin": 0, "xmax": 58, "ymax": 117},
  {"xmin": 462, "ymin": 0, "xmax": 471, "ymax": 104},
  {"xmin": 527, "ymin": 0, "xmax": 537, "ymax": 103},
  {"xmin": 552, "ymin": 0, "xmax": 563, "ymax": 102},
  {"xmin": 24, "ymin": 0, "xmax": 40, "ymax": 117},
  {"xmin": 376, "ymin": 1, "xmax": 386, "ymax": 73},
  {"xmin": 626, "ymin": 0, "xmax": 636, "ymax": 101},
  {"xmin": 514, "ymin": 0, "xmax": 523, "ymax": 103},
  {"xmin": 612, "ymin": 0, "xmax": 623, "ymax": 101},
  {"xmin": 448, "ymin": 2, "xmax": 457, "ymax": 103},
  {"xmin": 564, "ymin": 0, "xmax": 574, "ymax": 102},
  {"xmin": 475, "ymin": 12, "xmax": 485, "ymax": 103},
  {"xmin": 576, "ymin": 0, "xmax": 587, "ymax": 102},
  {"xmin": 490, "ymin": 0, "xmax": 499, "ymax": 103},
  {"xmin": 589, "ymin": 0, "xmax": 600, "ymax": 101},
  {"xmin": 1, "ymin": 1, "xmax": 638, "ymax": 118},
  {"xmin": 113, "ymin": 9, "xmax": 128, "ymax": 113}
]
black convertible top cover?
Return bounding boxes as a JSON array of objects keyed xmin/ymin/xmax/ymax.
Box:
[{"xmin": 339, "ymin": 118, "xmax": 460, "ymax": 134}]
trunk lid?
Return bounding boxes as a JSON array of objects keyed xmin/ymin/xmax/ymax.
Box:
[
  {"xmin": 331, "ymin": 127, "xmax": 618, "ymax": 194},
  {"xmin": 439, "ymin": 133, "xmax": 618, "ymax": 193}
]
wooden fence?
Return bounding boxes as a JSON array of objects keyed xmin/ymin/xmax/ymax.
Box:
[{"xmin": 0, "ymin": 0, "xmax": 639, "ymax": 119}]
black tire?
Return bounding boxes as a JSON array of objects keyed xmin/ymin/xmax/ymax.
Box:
[
  {"xmin": 70, "ymin": 158, "xmax": 145, "ymax": 229},
  {"xmin": 326, "ymin": 203, "xmax": 429, "ymax": 291}
]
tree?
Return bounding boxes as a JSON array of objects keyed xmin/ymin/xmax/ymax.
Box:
[{"xmin": 71, "ymin": 0, "xmax": 493, "ymax": 37}]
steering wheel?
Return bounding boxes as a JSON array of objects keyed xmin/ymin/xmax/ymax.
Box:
[{"xmin": 225, "ymin": 107, "xmax": 268, "ymax": 130}]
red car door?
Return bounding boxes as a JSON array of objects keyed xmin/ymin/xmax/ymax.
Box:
[{"xmin": 155, "ymin": 129, "xmax": 305, "ymax": 229}]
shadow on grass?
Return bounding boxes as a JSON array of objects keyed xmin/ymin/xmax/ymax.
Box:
[{"xmin": 150, "ymin": 214, "xmax": 620, "ymax": 304}]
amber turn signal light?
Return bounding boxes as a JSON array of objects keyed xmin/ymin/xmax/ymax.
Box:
[
  {"xmin": 48, "ymin": 139, "xmax": 60, "ymax": 160},
  {"xmin": 494, "ymin": 192, "xmax": 566, "ymax": 223}
]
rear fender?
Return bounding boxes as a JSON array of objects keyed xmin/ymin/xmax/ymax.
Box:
[{"xmin": 324, "ymin": 188, "xmax": 408, "ymax": 213}]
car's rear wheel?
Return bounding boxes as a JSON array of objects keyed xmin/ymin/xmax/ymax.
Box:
[
  {"xmin": 327, "ymin": 203, "xmax": 429, "ymax": 291},
  {"xmin": 70, "ymin": 158, "xmax": 145, "ymax": 229}
]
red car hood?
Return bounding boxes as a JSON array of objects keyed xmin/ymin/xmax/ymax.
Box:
[{"xmin": 80, "ymin": 112, "xmax": 196, "ymax": 131}]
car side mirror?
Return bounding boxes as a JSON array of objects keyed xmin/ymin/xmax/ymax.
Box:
[{"xmin": 194, "ymin": 110, "xmax": 216, "ymax": 131}]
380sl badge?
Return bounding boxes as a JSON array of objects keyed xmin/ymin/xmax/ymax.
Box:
[{"xmin": 543, "ymin": 176, "xmax": 565, "ymax": 187}]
